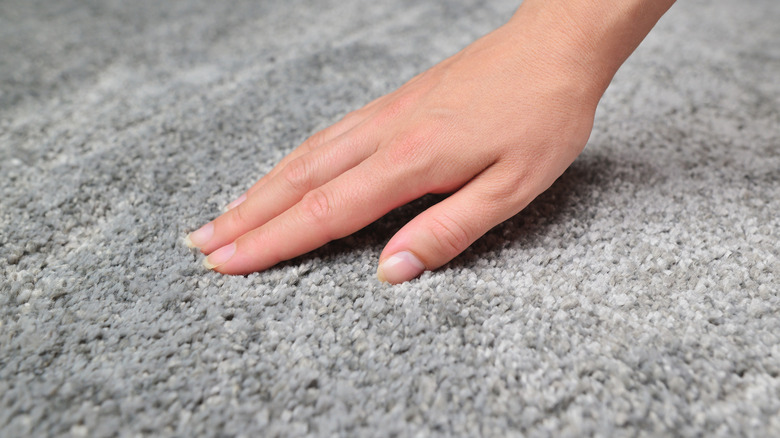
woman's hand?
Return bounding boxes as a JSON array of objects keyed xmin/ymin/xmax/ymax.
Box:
[{"xmin": 184, "ymin": 0, "xmax": 674, "ymax": 283}]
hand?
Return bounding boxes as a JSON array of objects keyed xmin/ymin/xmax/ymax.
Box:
[{"xmin": 185, "ymin": 7, "xmax": 607, "ymax": 283}]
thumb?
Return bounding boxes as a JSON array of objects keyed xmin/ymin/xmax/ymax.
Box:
[{"xmin": 377, "ymin": 167, "xmax": 528, "ymax": 284}]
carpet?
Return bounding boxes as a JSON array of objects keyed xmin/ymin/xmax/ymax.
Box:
[{"xmin": 1, "ymin": 0, "xmax": 778, "ymax": 436}]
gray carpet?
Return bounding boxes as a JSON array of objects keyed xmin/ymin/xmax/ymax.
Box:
[{"xmin": 1, "ymin": 0, "xmax": 779, "ymax": 436}]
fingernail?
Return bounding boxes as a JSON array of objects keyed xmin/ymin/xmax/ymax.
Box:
[
  {"xmin": 203, "ymin": 243, "xmax": 236, "ymax": 270},
  {"xmin": 225, "ymin": 193, "xmax": 247, "ymax": 211},
  {"xmin": 185, "ymin": 222, "xmax": 214, "ymax": 248},
  {"xmin": 377, "ymin": 251, "xmax": 426, "ymax": 284}
]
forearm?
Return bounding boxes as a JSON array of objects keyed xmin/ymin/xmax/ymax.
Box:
[{"xmin": 506, "ymin": 0, "xmax": 676, "ymax": 100}]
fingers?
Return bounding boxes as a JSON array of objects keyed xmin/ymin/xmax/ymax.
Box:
[
  {"xmin": 225, "ymin": 89, "xmax": 416, "ymax": 211},
  {"xmin": 226, "ymin": 111, "xmax": 371, "ymax": 210},
  {"xmin": 205, "ymin": 155, "xmax": 425, "ymax": 275},
  {"xmin": 377, "ymin": 163, "xmax": 531, "ymax": 284},
  {"xmin": 189, "ymin": 127, "xmax": 377, "ymax": 254}
]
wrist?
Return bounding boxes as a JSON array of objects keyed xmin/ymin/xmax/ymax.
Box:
[{"xmin": 506, "ymin": 0, "xmax": 675, "ymax": 100}]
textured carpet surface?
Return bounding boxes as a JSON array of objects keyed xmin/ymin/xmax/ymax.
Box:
[{"xmin": 1, "ymin": 0, "xmax": 779, "ymax": 436}]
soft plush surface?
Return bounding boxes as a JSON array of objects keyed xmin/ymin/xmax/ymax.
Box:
[{"xmin": 1, "ymin": 0, "xmax": 778, "ymax": 436}]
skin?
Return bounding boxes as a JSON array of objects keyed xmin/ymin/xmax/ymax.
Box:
[{"xmin": 186, "ymin": 0, "xmax": 676, "ymax": 283}]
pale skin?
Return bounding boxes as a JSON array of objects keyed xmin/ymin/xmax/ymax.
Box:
[{"xmin": 185, "ymin": 0, "xmax": 676, "ymax": 284}]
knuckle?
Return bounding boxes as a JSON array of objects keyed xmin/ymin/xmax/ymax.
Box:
[
  {"xmin": 430, "ymin": 214, "xmax": 472, "ymax": 255},
  {"xmin": 497, "ymin": 169, "xmax": 531, "ymax": 202},
  {"xmin": 380, "ymin": 127, "xmax": 441, "ymax": 182},
  {"xmin": 373, "ymin": 92, "xmax": 419, "ymax": 125},
  {"xmin": 304, "ymin": 129, "xmax": 328, "ymax": 149},
  {"xmin": 281, "ymin": 158, "xmax": 311, "ymax": 192},
  {"xmin": 385, "ymin": 93, "xmax": 415, "ymax": 117},
  {"xmin": 385, "ymin": 128, "xmax": 433, "ymax": 167},
  {"xmin": 298, "ymin": 188, "xmax": 333, "ymax": 225}
]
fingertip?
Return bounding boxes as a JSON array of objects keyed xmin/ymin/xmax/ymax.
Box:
[
  {"xmin": 203, "ymin": 243, "xmax": 236, "ymax": 270},
  {"xmin": 377, "ymin": 251, "xmax": 426, "ymax": 284},
  {"xmin": 186, "ymin": 222, "xmax": 214, "ymax": 249},
  {"xmin": 183, "ymin": 234, "xmax": 197, "ymax": 249}
]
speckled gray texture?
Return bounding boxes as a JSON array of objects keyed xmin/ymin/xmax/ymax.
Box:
[{"xmin": 1, "ymin": 0, "xmax": 778, "ymax": 436}]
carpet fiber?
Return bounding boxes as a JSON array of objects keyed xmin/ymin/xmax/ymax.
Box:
[{"xmin": 1, "ymin": 0, "xmax": 779, "ymax": 436}]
